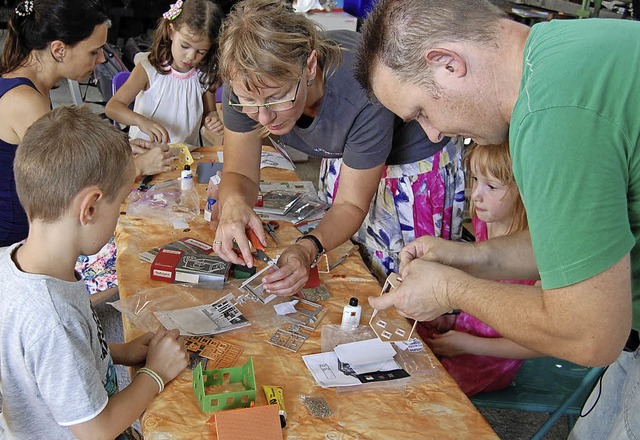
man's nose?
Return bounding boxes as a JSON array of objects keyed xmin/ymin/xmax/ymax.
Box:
[{"xmin": 418, "ymin": 120, "xmax": 444, "ymax": 143}]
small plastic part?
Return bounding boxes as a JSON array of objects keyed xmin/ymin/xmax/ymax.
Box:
[
  {"xmin": 267, "ymin": 327, "xmax": 309, "ymax": 352},
  {"xmin": 169, "ymin": 143, "xmax": 195, "ymax": 169},
  {"xmin": 369, "ymin": 273, "xmax": 417, "ymax": 342},
  {"xmin": 238, "ymin": 263, "xmax": 278, "ymax": 304},
  {"xmin": 192, "ymin": 358, "xmax": 256, "ymax": 413},
  {"xmin": 300, "ymin": 395, "xmax": 333, "ymax": 418}
]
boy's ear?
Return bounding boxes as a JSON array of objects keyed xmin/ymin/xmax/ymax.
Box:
[
  {"xmin": 77, "ymin": 187, "xmax": 104, "ymax": 226},
  {"xmin": 424, "ymin": 48, "xmax": 467, "ymax": 78}
]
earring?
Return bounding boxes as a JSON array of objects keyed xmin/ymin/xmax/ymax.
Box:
[
  {"xmin": 306, "ymin": 79, "xmax": 313, "ymax": 87},
  {"xmin": 446, "ymin": 65, "xmax": 454, "ymax": 73},
  {"xmin": 56, "ymin": 57, "xmax": 63, "ymax": 63}
]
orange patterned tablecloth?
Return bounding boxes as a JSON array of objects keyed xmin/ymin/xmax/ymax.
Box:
[{"xmin": 115, "ymin": 146, "xmax": 497, "ymax": 440}]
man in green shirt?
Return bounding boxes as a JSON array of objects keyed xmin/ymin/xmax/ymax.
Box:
[{"xmin": 355, "ymin": 0, "xmax": 640, "ymax": 437}]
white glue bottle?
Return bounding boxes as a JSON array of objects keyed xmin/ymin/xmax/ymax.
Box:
[
  {"xmin": 341, "ymin": 297, "xmax": 362, "ymax": 329},
  {"xmin": 180, "ymin": 164, "xmax": 194, "ymax": 190},
  {"xmin": 204, "ymin": 173, "xmax": 221, "ymax": 222},
  {"xmin": 178, "ymin": 164, "xmax": 199, "ymax": 217}
]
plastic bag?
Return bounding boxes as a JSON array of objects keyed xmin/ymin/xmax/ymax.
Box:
[
  {"xmin": 320, "ymin": 324, "xmax": 438, "ymax": 394},
  {"xmin": 126, "ymin": 178, "xmax": 200, "ymax": 225},
  {"xmin": 110, "ymin": 283, "xmax": 288, "ymax": 334}
]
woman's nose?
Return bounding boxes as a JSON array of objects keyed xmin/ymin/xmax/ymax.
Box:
[{"xmin": 257, "ymin": 106, "xmax": 276, "ymax": 125}]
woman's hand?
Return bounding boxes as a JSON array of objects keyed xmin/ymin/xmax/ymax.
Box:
[
  {"xmin": 138, "ymin": 117, "xmax": 170, "ymax": 144},
  {"xmin": 261, "ymin": 243, "xmax": 315, "ymax": 296},
  {"xmin": 213, "ymin": 200, "xmax": 265, "ymax": 266}
]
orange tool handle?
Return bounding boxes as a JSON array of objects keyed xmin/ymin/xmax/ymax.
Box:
[{"xmin": 246, "ymin": 227, "xmax": 266, "ymax": 251}]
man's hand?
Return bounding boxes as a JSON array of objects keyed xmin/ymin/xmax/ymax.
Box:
[
  {"xmin": 369, "ymin": 259, "xmax": 463, "ymax": 321},
  {"xmin": 399, "ymin": 235, "xmax": 470, "ymax": 273}
]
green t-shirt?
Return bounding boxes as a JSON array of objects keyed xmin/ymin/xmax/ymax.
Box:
[{"xmin": 510, "ymin": 18, "xmax": 640, "ymax": 331}]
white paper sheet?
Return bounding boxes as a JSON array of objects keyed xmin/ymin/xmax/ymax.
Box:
[
  {"xmin": 333, "ymin": 338, "xmax": 397, "ymax": 366},
  {"xmin": 154, "ymin": 293, "xmax": 250, "ymax": 336},
  {"xmin": 302, "ymin": 338, "xmax": 403, "ymax": 388}
]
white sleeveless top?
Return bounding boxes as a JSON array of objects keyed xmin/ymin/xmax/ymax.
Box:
[{"xmin": 129, "ymin": 52, "xmax": 204, "ymax": 146}]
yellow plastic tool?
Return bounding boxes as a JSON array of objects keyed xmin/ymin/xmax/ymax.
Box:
[{"xmin": 169, "ymin": 143, "xmax": 195, "ymax": 169}]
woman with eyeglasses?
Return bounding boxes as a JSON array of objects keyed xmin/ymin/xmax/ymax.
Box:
[{"xmin": 212, "ymin": 0, "xmax": 465, "ymax": 295}]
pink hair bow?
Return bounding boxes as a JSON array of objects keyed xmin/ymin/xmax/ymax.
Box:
[{"xmin": 163, "ymin": 0, "xmax": 183, "ymax": 20}]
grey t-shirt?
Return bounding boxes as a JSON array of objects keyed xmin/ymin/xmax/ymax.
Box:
[
  {"xmin": 0, "ymin": 244, "xmax": 117, "ymax": 439},
  {"xmin": 222, "ymin": 30, "xmax": 448, "ymax": 169}
]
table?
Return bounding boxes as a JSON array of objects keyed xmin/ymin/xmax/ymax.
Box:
[{"xmin": 115, "ymin": 146, "xmax": 498, "ymax": 439}]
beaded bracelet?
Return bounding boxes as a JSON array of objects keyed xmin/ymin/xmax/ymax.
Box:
[{"xmin": 136, "ymin": 367, "xmax": 165, "ymax": 393}]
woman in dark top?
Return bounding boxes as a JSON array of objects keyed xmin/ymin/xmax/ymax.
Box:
[
  {"xmin": 0, "ymin": 0, "xmax": 173, "ymax": 248},
  {"xmin": 212, "ymin": 0, "xmax": 465, "ymax": 294}
]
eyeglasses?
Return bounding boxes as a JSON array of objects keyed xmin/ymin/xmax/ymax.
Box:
[{"xmin": 228, "ymin": 79, "xmax": 301, "ymax": 115}]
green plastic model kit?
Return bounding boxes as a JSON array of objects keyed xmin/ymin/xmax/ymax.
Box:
[{"xmin": 192, "ymin": 357, "xmax": 256, "ymax": 413}]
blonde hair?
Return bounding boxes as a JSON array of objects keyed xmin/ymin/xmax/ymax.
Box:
[
  {"xmin": 15, "ymin": 106, "xmax": 133, "ymax": 222},
  {"xmin": 218, "ymin": 0, "xmax": 342, "ymax": 91},
  {"xmin": 464, "ymin": 142, "xmax": 528, "ymax": 234}
]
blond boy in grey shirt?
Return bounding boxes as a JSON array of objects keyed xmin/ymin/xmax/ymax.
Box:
[{"xmin": 0, "ymin": 106, "xmax": 188, "ymax": 439}]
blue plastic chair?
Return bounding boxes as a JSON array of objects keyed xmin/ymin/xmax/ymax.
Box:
[
  {"xmin": 471, "ymin": 357, "xmax": 605, "ymax": 439},
  {"xmin": 110, "ymin": 71, "xmax": 132, "ymax": 127},
  {"xmin": 111, "ymin": 71, "xmax": 131, "ymax": 98}
]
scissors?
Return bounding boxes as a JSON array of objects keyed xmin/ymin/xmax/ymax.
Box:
[{"xmin": 263, "ymin": 221, "xmax": 280, "ymax": 245}]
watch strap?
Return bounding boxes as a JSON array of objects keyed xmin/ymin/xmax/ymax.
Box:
[{"xmin": 296, "ymin": 234, "xmax": 325, "ymax": 267}]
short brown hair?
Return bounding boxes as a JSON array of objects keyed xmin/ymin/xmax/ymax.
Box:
[
  {"xmin": 464, "ymin": 142, "xmax": 528, "ymax": 234},
  {"xmin": 149, "ymin": 0, "xmax": 223, "ymax": 91},
  {"xmin": 218, "ymin": 0, "xmax": 342, "ymax": 92},
  {"xmin": 355, "ymin": 0, "xmax": 505, "ymax": 95},
  {"xmin": 15, "ymin": 106, "xmax": 133, "ymax": 222}
]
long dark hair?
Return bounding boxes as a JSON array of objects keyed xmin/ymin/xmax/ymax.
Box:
[
  {"xmin": 0, "ymin": 0, "xmax": 109, "ymax": 74},
  {"xmin": 148, "ymin": 0, "xmax": 223, "ymax": 91}
]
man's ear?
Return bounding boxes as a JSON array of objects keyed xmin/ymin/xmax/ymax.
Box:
[
  {"xmin": 50, "ymin": 40, "xmax": 66, "ymax": 62},
  {"xmin": 424, "ymin": 48, "xmax": 467, "ymax": 78},
  {"xmin": 77, "ymin": 187, "xmax": 103, "ymax": 226}
]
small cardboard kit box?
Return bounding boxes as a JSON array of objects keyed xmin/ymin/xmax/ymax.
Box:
[
  {"xmin": 151, "ymin": 248, "xmax": 231, "ymax": 289},
  {"xmin": 140, "ymin": 237, "xmax": 214, "ymax": 263}
]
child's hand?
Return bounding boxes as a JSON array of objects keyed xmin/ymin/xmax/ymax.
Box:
[
  {"xmin": 130, "ymin": 138, "xmax": 170, "ymax": 155},
  {"xmin": 427, "ymin": 330, "xmax": 475, "ymax": 357},
  {"xmin": 204, "ymin": 111, "xmax": 224, "ymax": 135},
  {"xmin": 139, "ymin": 118, "xmax": 171, "ymax": 144},
  {"xmin": 144, "ymin": 328, "xmax": 189, "ymax": 384},
  {"xmin": 121, "ymin": 332, "xmax": 155, "ymax": 366},
  {"xmin": 133, "ymin": 146, "xmax": 175, "ymax": 177}
]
